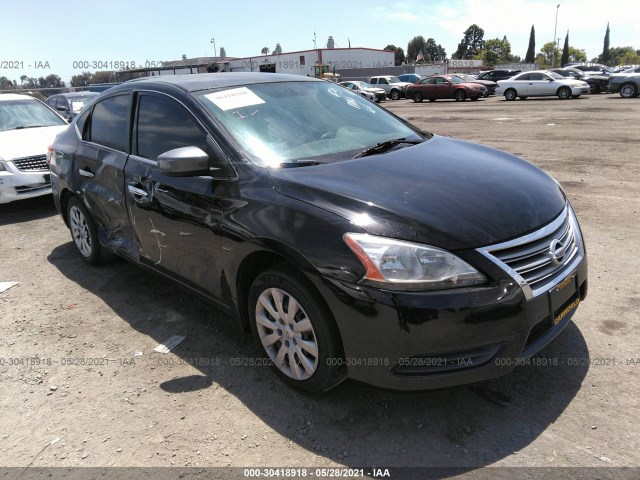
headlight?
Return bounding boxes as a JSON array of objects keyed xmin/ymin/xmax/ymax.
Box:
[{"xmin": 344, "ymin": 233, "xmax": 487, "ymax": 291}]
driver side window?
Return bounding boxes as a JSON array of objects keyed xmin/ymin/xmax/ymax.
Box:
[{"xmin": 135, "ymin": 94, "xmax": 210, "ymax": 161}]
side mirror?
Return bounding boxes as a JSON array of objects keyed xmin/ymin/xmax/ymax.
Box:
[
  {"xmin": 56, "ymin": 105, "xmax": 68, "ymax": 112},
  {"xmin": 157, "ymin": 146, "xmax": 210, "ymax": 176}
]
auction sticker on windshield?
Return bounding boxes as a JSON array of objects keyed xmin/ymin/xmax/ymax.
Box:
[{"xmin": 205, "ymin": 87, "xmax": 265, "ymax": 111}]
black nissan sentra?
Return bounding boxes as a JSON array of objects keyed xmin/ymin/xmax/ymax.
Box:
[{"xmin": 49, "ymin": 73, "xmax": 587, "ymax": 392}]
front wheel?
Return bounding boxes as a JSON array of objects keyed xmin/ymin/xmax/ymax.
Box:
[
  {"xmin": 504, "ymin": 89, "xmax": 517, "ymax": 101},
  {"xmin": 390, "ymin": 89, "xmax": 401, "ymax": 100},
  {"xmin": 248, "ymin": 265, "xmax": 347, "ymax": 393},
  {"xmin": 454, "ymin": 89, "xmax": 466, "ymax": 101},
  {"xmin": 412, "ymin": 92, "xmax": 423, "ymax": 103},
  {"xmin": 557, "ymin": 87, "xmax": 571, "ymax": 100},
  {"xmin": 620, "ymin": 82, "xmax": 638, "ymax": 98}
]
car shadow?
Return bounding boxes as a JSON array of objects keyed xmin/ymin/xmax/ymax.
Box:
[
  {"xmin": 48, "ymin": 242, "xmax": 590, "ymax": 471},
  {"xmin": 0, "ymin": 195, "xmax": 58, "ymax": 226}
]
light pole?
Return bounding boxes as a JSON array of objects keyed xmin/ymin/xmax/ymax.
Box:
[
  {"xmin": 551, "ymin": 4, "xmax": 560, "ymax": 67},
  {"xmin": 210, "ymin": 37, "xmax": 217, "ymax": 58}
]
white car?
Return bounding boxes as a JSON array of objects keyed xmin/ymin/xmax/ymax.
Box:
[
  {"xmin": 368, "ymin": 76, "xmax": 413, "ymax": 100},
  {"xmin": 496, "ymin": 70, "xmax": 591, "ymax": 101},
  {"xmin": 0, "ymin": 94, "xmax": 68, "ymax": 204}
]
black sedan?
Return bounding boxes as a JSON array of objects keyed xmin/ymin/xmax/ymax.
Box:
[{"xmin": 49, "ymin": 73, "xmax": 587, "ymax": 392}]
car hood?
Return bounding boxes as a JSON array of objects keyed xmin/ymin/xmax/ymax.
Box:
[
  {"xmin": 0, "ymin": 125, "xmax": 68, "ymax": 160},
  {"xmin": 268, "ymin": 135, "xmax": 566, "ymax": 250}
]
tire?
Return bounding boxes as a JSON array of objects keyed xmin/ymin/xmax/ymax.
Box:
[
  {"xmin": 248, "ymin": 265, "xmax": 347, "ymax": 393},
  {"xmin": 504, "ymin": 89, "xmax": 517, "ymax": 101},
  {"xmin": 557, "ymin": 87, "xmax": 571, "ymax": 100},
  {"xmin": 390, "ymin": 89, "xmax": 401, "ymax": 100},
  {"xmin": 66, "ymin": 196, "xmax": 108, "ymax": 265},
  {"xmin": 454, "ymin": 89, "xmax": 466, "ymax": 101},
  {"xmin": 412, "ymin": 92, "xmax": 423, "ymax": 103},
  {"xmin": 619, "ymin": 82, "xmax": 638, "ymax": 98}
]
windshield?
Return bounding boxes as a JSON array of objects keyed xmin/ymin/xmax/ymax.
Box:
[
  {"xmin": 456, "ymin": 75, "xmax": 474, "ymax": 81},
  {"xmin": 0, "ymin": 99, "xmax": 67, "ymax": 131},
  {"xmin": 548, "ymin": 71, "xmax": 565, "ymax": 79},
  {"xmin": 352, "ymin": 81, "xmax": 374, "ymax": 89},
  {"xmin": 387, "ymin": 76, "xmax": 402, "ymax": 83},
  {"xmin": 197, "ymin": 81, "xmax": 424, "ymax": 166}
]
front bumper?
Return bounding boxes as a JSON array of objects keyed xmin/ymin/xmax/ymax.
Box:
[
  {"xmin": 0, "ymin": 169, "xmax": 52, "ymax": 204},
  {"xmin": 315, "ymin": 256, "xmax": 587, "ymax": 390}
]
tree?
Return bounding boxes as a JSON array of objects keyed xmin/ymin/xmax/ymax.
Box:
[
  {"xmin": 477, "ymin": 36, "xmax": 517, "ymax": 66},
  {"xmin": 567, "ymin": 47, "xmax": 587, "ymax": 63},
  {"xmin": 407, "ymin": 36, "xmax": 427, "ymax": 64},
  {"xmin": 424, "ymin": 38, "xmax": 446, "ymax": 62},
  {"xmin": 536, "ymin": 41, "xmax": 560, "ymax": 68},
  {"xmin": 606, "ymin": 46, "xmax": 637, "ymax": 67},
  {"xmin": 261, "ymin": 47, "xmax": 270, "ymax": 55},
  {"xmin": 561, "ymin": 31, "xmax": 570, "ymax": 67},
  {"xmin": 525, "ymin": 25, "xmax": 536, "ymax": 63},
  {"xmin": 0, "ymin": 76, "xmax": 17, "ymax": 90},
  {"xmin": 601, "ymin": 22, "xmax": 610, "ymax": 65},
  {"xmin": 619, "ymin": 50, "xmax": 640, "ymax": 66},
  {"xmin": 452, "ymin": 24, "xmax": 485, "ymax": 59},
  {"xmin": 70, "ymin": 72, "xmax": 92, "ymax": 87},
  {"xmin": 383, "ymin": 45, "xmax": 406, "ymax": 66}
]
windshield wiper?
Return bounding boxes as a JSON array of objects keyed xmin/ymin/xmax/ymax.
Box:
[
  {"xmin": 12, "ymin": 125, "xmax": 43, "ymax": 130},
  {"xmin": 279, "ymin": 160, "xmax": 326, "ymax": 168},
  {"xmin": 354, "ymin": 137, "xmax": 423, "ymax": 158}
]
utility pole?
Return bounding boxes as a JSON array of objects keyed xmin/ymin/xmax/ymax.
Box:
[
  {"xmin": 210, "ymin": 37, "xmax": 217, "ymax": 58},
  {"xmin": 551, "ymin": 4, "xmax": 560, "ymax": 67}
]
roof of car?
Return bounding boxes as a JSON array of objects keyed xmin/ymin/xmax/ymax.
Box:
[
  {"xmin": 121, "ymin": 72, "xmax": 321, "ymax": 93},
  {"xmin": 49, "ymin": 92, "xmax": 99, "ymax": 98}
]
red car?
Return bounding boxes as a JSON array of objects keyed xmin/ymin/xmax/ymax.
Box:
[{"xmin": 406, "ymin": 75, "xmax": 487, "ymax": 102}]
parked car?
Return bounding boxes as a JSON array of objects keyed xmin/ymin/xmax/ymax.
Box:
[
  {"xmin": 49, "ymin": 73, "xmax": 587, "ymax": 393},
  {"xmin": 476, "ymin": 69, "xmax": 521, "ymax": 82},
  {"xmin": 497, "ymin": 70, "xmax": 590, "ymax": 100},
  {"xmin": 338, "ymin": 81, "xmax": 386, "ymax": 102},
  {"xmin": 451, "ymin": 73, "xmax": 497, "ymax": 96},
  {"xmin": 368, "ymin": 76, "xmax": 412, "ymax": 100},
  {"xmin": 0, "ymin": 94, "xmax": 68, "ymax": 204},
  {"xmin": 406, "ymin": 75, "xmax": 487, "ymax": 102},
  {"xmin": 398, "ymin": 73, "xmax": 423, "ymax": 84},
  {"xmin": 608, "ymin": 74, "xmax": 640, "ymax": 98},
  {"xmin": 568, "ymin": 64, "xmax": 614, "ymax": 76},
  {"xmin": 549, "ymin": 68, "xmax": 609, "ymax": 94},
  {"xmin": 45, "ymin": 92, "xmax": 99, "ymax": 122}
]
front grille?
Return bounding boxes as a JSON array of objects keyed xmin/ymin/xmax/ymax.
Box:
[
  {"xmin": 478, "ymin": 203, "xmax": 584, "ymax": 300},
  {"xmin": 12, "ymin": 155, "xmax": 48, "ymax": 172}
]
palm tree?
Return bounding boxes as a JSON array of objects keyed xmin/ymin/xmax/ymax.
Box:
[{"xmin": 261, "ymin": 47, "xmax": 270, "ymax": 55}]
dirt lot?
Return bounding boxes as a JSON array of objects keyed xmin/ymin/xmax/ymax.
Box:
[{"xmin": 1, "ymin": 93, "xmax": 638, "ymax": 479}]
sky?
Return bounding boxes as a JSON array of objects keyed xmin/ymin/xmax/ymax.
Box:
[{"xmin": 2, "ymin": 0, "xmax": 638, "ymax": 85}]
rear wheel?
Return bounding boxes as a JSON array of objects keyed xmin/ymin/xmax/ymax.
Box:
[
  {"xmin": 620, "ymin": 82, "xmax": 638, "ymax": 98},
  {"xmin": 390, "ymin": 89, "xmax": 401, "ymax": 100},
  {"xmin": 557, "ymin": 87, "xmax": 571, "ymax": 100},
  {"xmin": 504, "ymin": 89, "xmax": 517, "ymax": 101},
  {"xmin": 454, "ymin": 89, "xmax": 466, "ymax": 101},
  {"xmin": 66, "ymin": 197, "xmax": 108, "ymax": 265},
  {"xmin": 248, "ymin": 265, "xmax": 347, "ymax": 393},
  {"xmin": 412, "ymin": 91, "xmax": 423, "ymax": 103}
]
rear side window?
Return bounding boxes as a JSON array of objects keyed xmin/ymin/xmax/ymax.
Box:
[
  {"xmin": 86, "ymin": 94, "xmax": 130, "ymax": 152},
  {"xmin": 135, "ymin": 94, "xmax": 209, "ymax": 161}
]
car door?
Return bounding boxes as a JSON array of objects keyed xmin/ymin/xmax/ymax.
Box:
[
  {"xmin": 415, "ymin": 77, "xmax": 435, "ymax": 97},
  {"xmin": 434, "ymin": 77, "xmax": 452, "ymax": 98},
  {"xmin": 511, "ymin": 73, "xmax": 531, "ymax": 95},
  {"xmin": 123, "ymin": 91, "xmax": 227, "ymax": 299},
  {"xmin": 526, "ymin": 72, "xmax": 553, "ymax": 95},
  {"xmin": 73, "ymin": 93, "xmax": 138, "ymax": 258}
]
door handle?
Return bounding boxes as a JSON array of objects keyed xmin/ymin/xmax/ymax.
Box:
[
  {"xmin": 127, "ymin": 185, "xmax": 148, "ymax": 198},
  {"xmin": 78, "ymin": 168, "xmax": 94, "ymax": 178}
]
